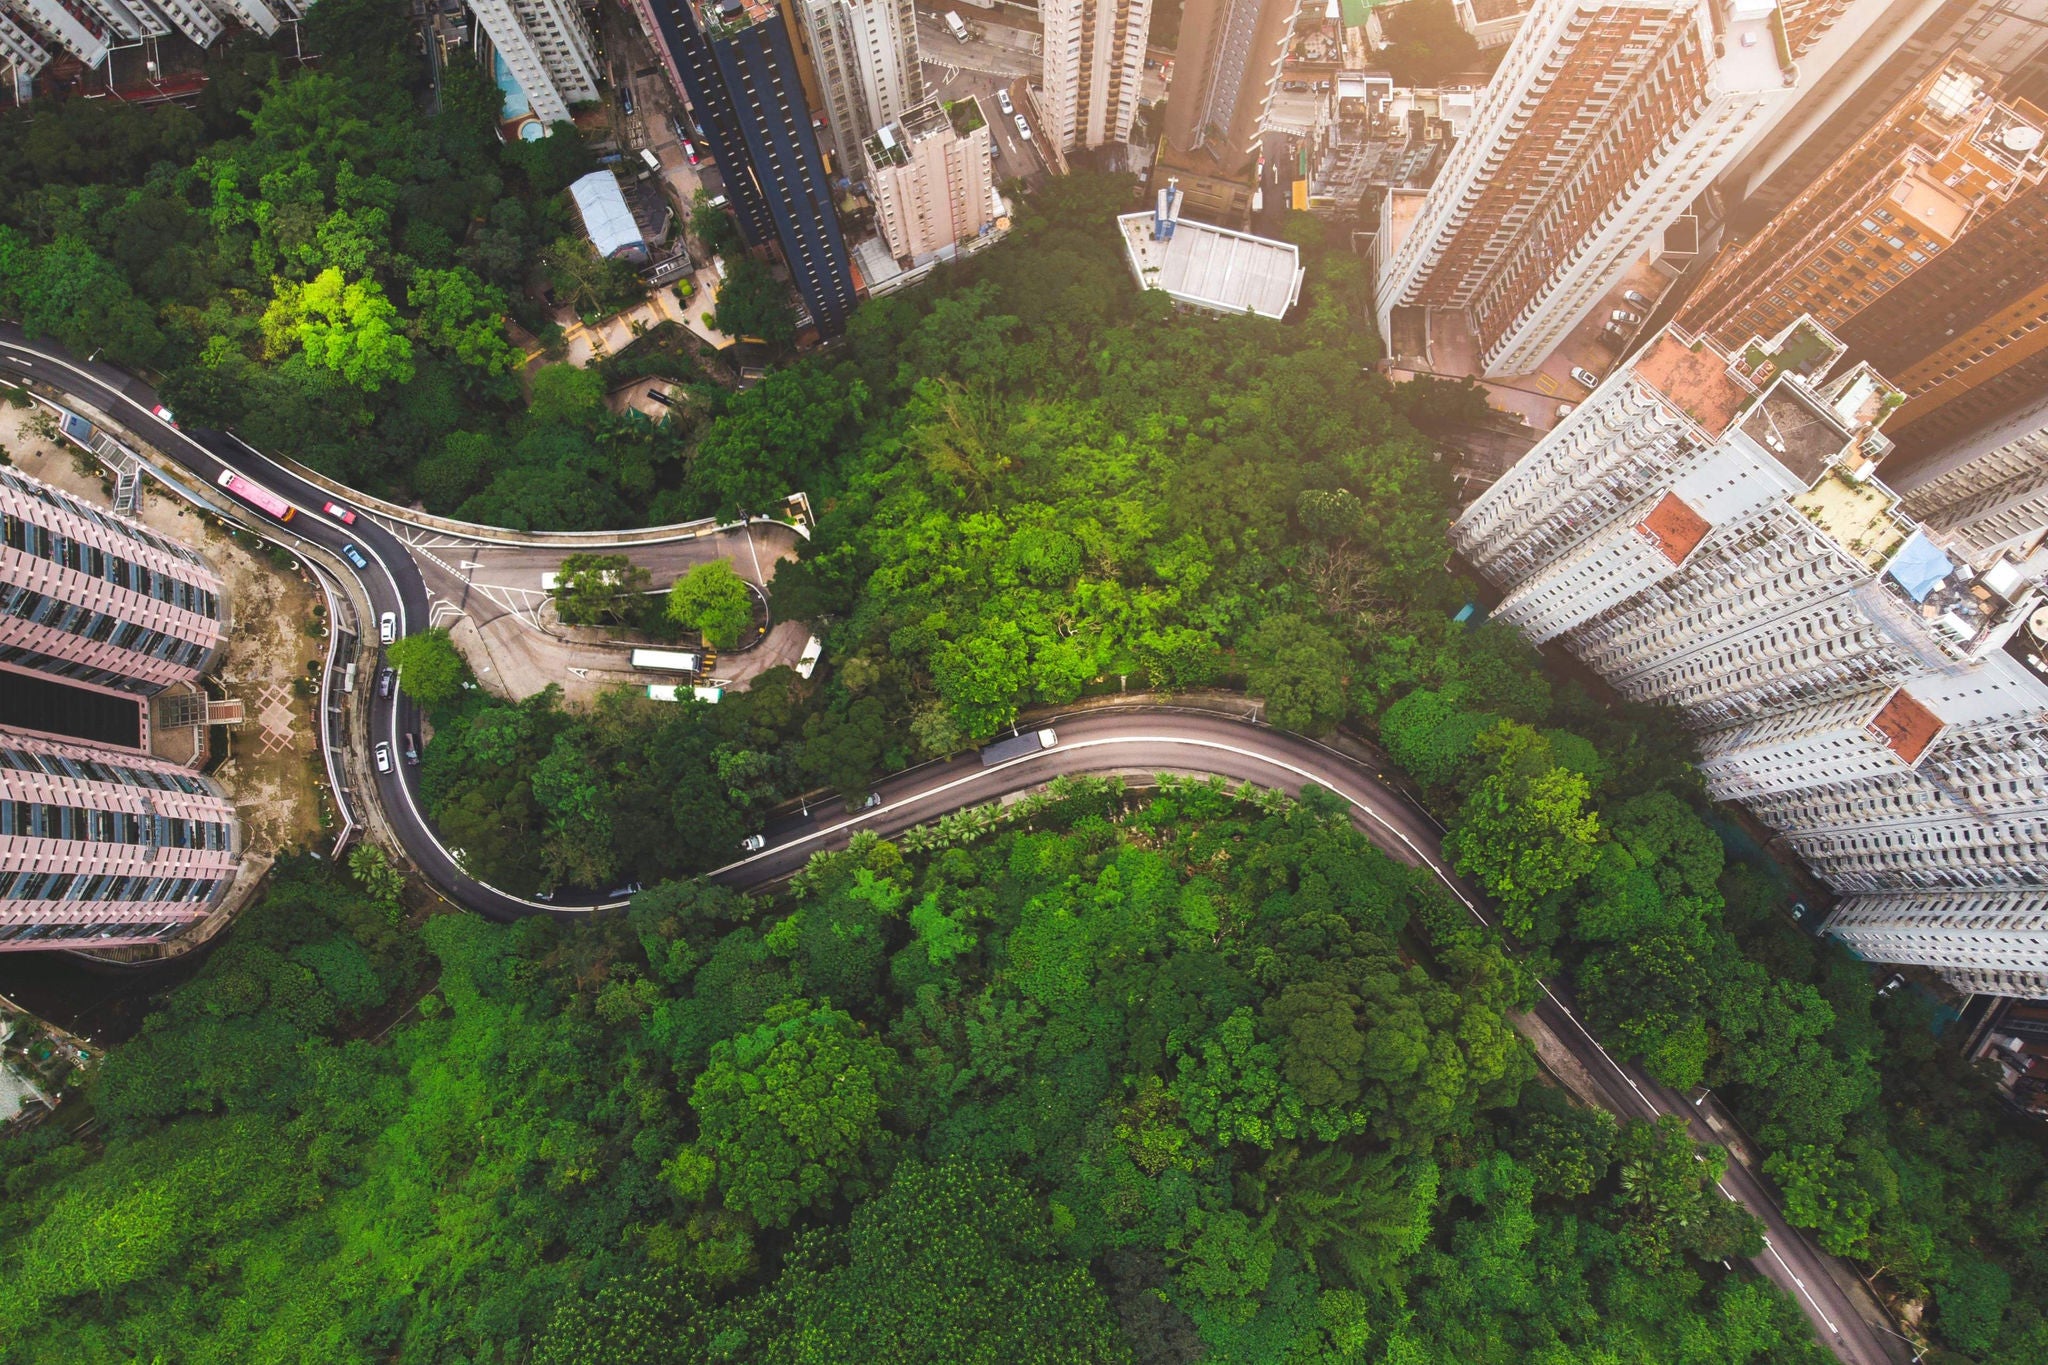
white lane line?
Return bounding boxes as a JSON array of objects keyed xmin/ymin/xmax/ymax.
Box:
[{"xmin": 1763, "ymin": 1235, "xmax": 1843, "ymax": 1334}]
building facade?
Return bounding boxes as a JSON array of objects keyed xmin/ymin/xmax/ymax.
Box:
[
  {"xmin": 1679, "ymin": 61, "xmax": 2047, "ymax": 362},
  {"xmin": 1041, "ymin": 0, "xmax": 1153, "ymax": 152},
  {"xmin": 792, "ymin": 0, "xmax": 923, "ymax": 165},
  {"xmin": 642, "ymin": 0, "xmax": 858, "ymax": 334},
  {"xmin": 0, "ymin": 5, "xmax": 48, "ymax": 75},
  {"xmin": 1156, "ymin": 0, "xmax": 1298, "ymax": 218},
  {"xmin": 0, "ymin": 731, "xmax": 238, "ymax": 951},
  {"xmin": 1, "ymin": 465, "xmax": 226, "ymax": 697},
  {"xmin": 1891, "ymin": 390, "xmax": 2048, "ymax": 561},
  {"xmin": 468, "ymin": 0, "xmax": 602, "ymax": 128},
  {"xmin": 1723, "ymin": 0, "xmax": 2048, "ymax": 226},
  {"xmin": 1454, "ymin": 316, "xmax": 2048, "ymax": 997},
  {"xmin": 1374, "ymin": 0, "xmax": 1815, "ymax": 379},
  {"xmin": 865, "ymin": 99, "xmax": 995, "ymax": 264}
]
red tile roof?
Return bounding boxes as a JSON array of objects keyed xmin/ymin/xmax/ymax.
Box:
[
  {"xmin": 1631, "ymin": 333, "xmax": 1751, "ymax": 437},
  {"xmin": 1868, "ymin": 689, "xmax": 1944, "ymax": 765},
  {"xmin": 1636, "ymin": 492, "xmax": 1712, "ymax": 565}
]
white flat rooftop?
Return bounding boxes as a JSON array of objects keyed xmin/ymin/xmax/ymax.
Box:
[{"xmin": 1117, "ymin": 212, "xmax": 1304, "ymax": 320}]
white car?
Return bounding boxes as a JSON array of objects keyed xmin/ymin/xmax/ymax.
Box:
[
  {"xmin": 740, "ymin": 834, "xmax": 767, "ymax": 852},
  {"xmin": 374, "ymin": 742, "xmax": 392, "ymax": 774},
  {"xmin": 1015, "ymin": 113, "xmax": 1032, "ymax": 141},
  {"xmin": 1610, "ymin": 308, "xmax": 1643, "ymax": 326},
  {"xmin": 379, "ymin": 612, "xmax": 396, "ymax": 644},
  {"xmin": 996, "ymin": 89, "xmax": 1014, "ymax": 116},
  {"xmin": 1623, "ymin": 288, "xmax": 1652, "ymax": 309},
  {"xmin": 1570, "ymin": 366, "xmax": 1601, "ymax": 389}
]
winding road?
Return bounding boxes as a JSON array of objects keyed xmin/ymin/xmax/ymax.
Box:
[{"xmin": 0, "ymin": 327, "xmax": 1910, "ymax": 1365}]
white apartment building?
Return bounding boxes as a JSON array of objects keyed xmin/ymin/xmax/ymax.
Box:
[
  {"xmin": 1827, "ymin": 889, "xmax": 2048, "ymax": 999},
  {"xmin": 795, "ymin": 0, "xmax": 923, "ymax": 165},
  {"xmin": 1457, "ymin": 314, "xmax": 2048, "ymax": 996},
  {"xmin": 1041, "ymin": 0, "xmax": 1153, "ymax": 151},
  {"xmin": 1891, "ymin": 391, "xmax": 2048, "ymax": 564},
  {"xmin": 3, "ymin": 0, "xmax": 109, "ymax": 65},
  {"xmin": 469, "ymin": 0, "xmax": 601, "ymax": 128},
  {"xmin": 865, "ymin": 99, "xmax": 995, "ymax": 264},
  {"xmin": 0, "ymin": 5, "xmax": 49, "ymax": 74},
  {"xmin": 1374, "ymin": 0, "xmax": 1817, "ymax": 378}
]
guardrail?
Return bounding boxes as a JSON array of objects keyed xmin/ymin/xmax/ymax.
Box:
[{"xmin": 250, "ymin": 440, "xmax": 812, "ymax": 547}]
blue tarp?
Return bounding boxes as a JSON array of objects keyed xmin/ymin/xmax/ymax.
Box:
[{"xmin": 1886, "ymin": 528, "xmax": 1953, "ymax": 602}]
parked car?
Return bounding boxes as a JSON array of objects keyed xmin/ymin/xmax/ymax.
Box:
[
  {"xmin": 996, "ymin": 88, "xmax": 1014, "ymax": 116},
  {"xmin": 376, "ymin": 667, "xmax": 395, "ymax": 699},
  {"xmin": 1610, "ymin": 308, "xmax": 1643, "ymax": 326},
  {"xmin": 403, "ymin": 732, "xmax": 419, "ymax": 765},
  {"xmin": 1570, "ymin": 366, "xmax": 1601, "ymax": 389},
  {"xmin": 374, "ymin": 742, "xmax": 392, "ymax": 774},
  {"xmin": 1623, "ymin": 288, "xmax": 1652, "ymax": 309},
  {"xmin": 322, "ymin": 500, "xmax": 357, "ymax": 525},
  {"xmin": 150, "ymin": 404, "xmax": 177, "ymax": 427},
  {"xmin": 740, "ymin": 834, "xmax": 767, "ymax": 852},
  {"xmin": 379, "ymin": 612, "xmax": 397, "ymax": 644},
  {"xmin": 340, "ymin": 543, "xmax": 369, "ymax": 570},
  {"xmin": 620, "ymin": 87, "xmax": 634, "ymax": 115},
  {"xmin": 1015, "ymin": 113, "xmax": 1032, "ymax": 141}
]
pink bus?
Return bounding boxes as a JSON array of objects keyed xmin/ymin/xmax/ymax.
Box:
[{"xmin": 216, "ymin": 468, "xmax": 296, "ymax": 522}]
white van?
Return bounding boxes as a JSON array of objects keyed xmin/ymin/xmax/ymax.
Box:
[{"xmin": 944, "ymin": 10, "xmax": 968, "ymax": 40}]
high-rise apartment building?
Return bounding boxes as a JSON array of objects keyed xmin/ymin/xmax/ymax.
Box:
[
  {"xmin": 1679, "ymin": 61, "xmax": 2047, "ymax": 359},
  {"xmin": 1725, "ymin": 0, "xmax": 2048, "ymax": 225},
  {"xmin": 0, "ymin": 6, "xmax": 49, "ymax": 75},
  {"xmin": 1847, "ymin": 176, "xmax": 2048, "ymax": 460},
  {"xmin": 1891, "ymin": 390, "xmax": 2048, "ymax": 561},
  {"xmin": 1041, "ymin": 0, "xmax": 1153, "ymax": 152},
  {"xmin": 1154, "ymin": 0, "xmax": 1298, "ymax": 220},
  {"xmin": 0, "ymin": 731, "xmax": 239, "ymax": 951},
  {"xmin": 2, "ymin": 0, "xmax": 109, "ymax": 66},
  {"xmin": 865, "ymin": 98, "xmax": 995, "ymax": 264},
  {"xmin": 468, "ymin": 0, "xmax": 602, "ymax": 128},
  {"xmin": 1375, "ymin": 0, "xmax": 1816, "ymax": 379},
  {"xmin": 641, "ymin": 0, "xmax": 858, "ymax": 334},
  {"xmin": 792, "ymin": 0, "xmax": 922, "ymax": 164},
  {"xmin": 1, "ymin": 465, "xmax": 226, "ymax": 698},
  {"xmin": 1454, "ymin": 316, "xmax": 2048, "ymax": 997}
]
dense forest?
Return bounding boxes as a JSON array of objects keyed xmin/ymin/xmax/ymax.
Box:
[
  {"xmin": 2, "ymin": 11, "xmax": 2044, "ymax": 1359},
  {"xmin": 1, "ymin": 787, "xmax": 1834, "ymax": 1364}
]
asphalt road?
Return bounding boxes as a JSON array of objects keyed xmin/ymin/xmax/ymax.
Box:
[{"xmin": 0, "ymin": 331, "xmax": 1906, "ymax": 1365}]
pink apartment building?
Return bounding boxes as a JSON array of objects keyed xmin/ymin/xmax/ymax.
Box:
[
  {"xmin": 0, "ymin": 464, "xmax": 226, "ymax": 696},
  {"xmin": 0, "ymin": 731, "xmax": 239, "ymax": 949}
]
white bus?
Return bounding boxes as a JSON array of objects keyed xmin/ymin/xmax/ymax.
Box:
[
  {"xmin": 630, "ymin": 648, "xmax": 700, "ymax": 673},
  {"xmin": 647, "ymin": 684, "xmax": 722, "ymax": 703}
]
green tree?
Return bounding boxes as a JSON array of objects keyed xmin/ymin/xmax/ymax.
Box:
[
  {"xmin": 681, "ymin": 999, "xmax": 896, "ymax": 1228},
  {"xmin": 709, "ymin": 255, "xmax": 796, "ymax": 347},
  {"xmin": 665, "ymin": 560, "xmax": 755, "ymax": 649},
  {"xmin": 1764, "ymin": 1144, "xmax": 1876, "ymax": 1256},
  {"xmin": 261, "ymin": 267, "xmax": 415, "ymax": 392},
  {"xmin": 407, "ymin": 266, "xmax": 521, "ymax": 378},
  {"xmin": 385, "ymin": 627, "xmax": 466, "ymax": 710},
  {"xmin": 1445, "ymin": 723, "xmax": 1601, "ymax": 938},
  {"xmin": 1379, "ymin": 0, "xmax": 1480, "ymax": 86},
  {"xmin": 1243, "ymin": 614, "xmax": 1351, "ymax": 735},
  {"xmin": 552, "ymin": 553, "xmax": 652, "ymax": 626}
]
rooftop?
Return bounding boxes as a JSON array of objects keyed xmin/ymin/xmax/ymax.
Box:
[
  {"xmin": 1791, "ymin": 471, "xmax": 1909, "ymax": 568},
  {"xmin": 568, "ymin": 171, "xmax": 646, "ymax": 261},
  {"xmin": 1631, "ymin": 332, "xmax": 1753, "ymax": 437},
  {"xmin": 1742, "ymin": 382, "xmax": 1854, "ymax": 485},
  {"xmin": 1636, "ymin": 492, "xmax": 1712, "ymax": 565},
  {"xmin": 1867, "ymin": 688, "xmax": 1943, "ymax": 765},
  {"xmin": 1116, "ymin": 212, "xmax": 1303, "ymax": 321},
  {"xmin": 1888, "ymin": 170, "xmax": 1973, "ymax": 242}
]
